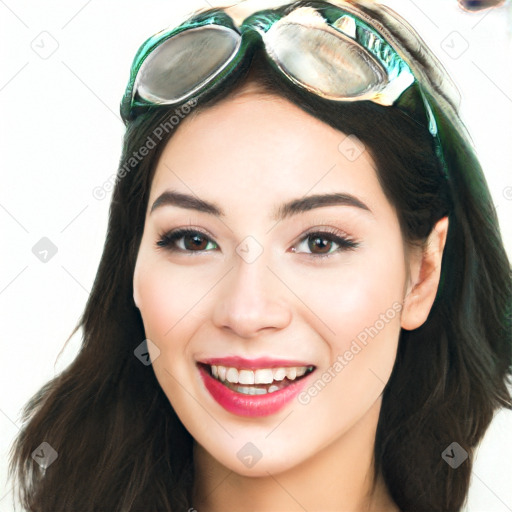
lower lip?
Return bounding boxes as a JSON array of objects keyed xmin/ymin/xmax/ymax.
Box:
[{"xmin": 198, "ymin": 364, "xmax": 313, "ymax": 417}]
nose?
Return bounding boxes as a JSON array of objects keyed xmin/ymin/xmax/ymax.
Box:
[{"xmin": 212, "ymin": 255, "xmax": 292, "ymax": 338}]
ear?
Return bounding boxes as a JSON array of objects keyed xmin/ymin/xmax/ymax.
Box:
[{"xmin": 401, "ymin": 216, "xmax": 449, "ymax": 331}]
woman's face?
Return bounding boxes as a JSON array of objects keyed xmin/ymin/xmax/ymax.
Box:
[{"xmin": 133, "ymin": 85, "xmax": 421, "ymax": 477}]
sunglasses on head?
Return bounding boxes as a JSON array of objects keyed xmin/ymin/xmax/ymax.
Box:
[{"xmin": 120, "ymin": 1, "xmax": 447, "ymax": 175}]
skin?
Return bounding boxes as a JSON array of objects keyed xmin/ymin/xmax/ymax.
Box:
[{"xmin": 133, "ymin": 79, "xmax": 449, "ymax": 511}]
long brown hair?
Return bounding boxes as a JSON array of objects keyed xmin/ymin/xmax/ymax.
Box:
[{"xmin": 9, "ymin": 3, "xmax": 511, "ymax": 511}]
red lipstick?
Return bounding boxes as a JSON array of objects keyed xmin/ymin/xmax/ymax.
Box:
[{"xmin": 197, "ymin": 358, "xmax": 315, "ymax": 417}]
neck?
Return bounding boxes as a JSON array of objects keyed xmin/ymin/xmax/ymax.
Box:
[{"xmin": 191, "ymin": 398, "xmax": 399, "ymax": 512}]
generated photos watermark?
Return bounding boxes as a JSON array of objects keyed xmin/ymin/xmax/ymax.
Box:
[{"xmin": 298, "ymin": 301, "xmax": 403, "ymax": 405}]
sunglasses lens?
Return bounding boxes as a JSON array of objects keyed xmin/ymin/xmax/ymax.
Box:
[
  {"xmin": 267, "ymin": 23, "xmax": 386, "ymax": 98},
  {"xmin": 136, "ymin": 26, "xmax": 241, "ymax": 104}
]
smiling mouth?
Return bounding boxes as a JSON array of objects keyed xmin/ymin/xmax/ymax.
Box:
[{"xmin": 198, "ymin": 363, "xmax": 315, "ymax": 395}]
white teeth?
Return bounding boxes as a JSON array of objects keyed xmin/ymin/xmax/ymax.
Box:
[
  {"xmin": 234, "ymin": 385, "xmax": 267, "ymax": 395},
  {"xmin": 296, "ymin": 367, "xmax": 307, "ymax": 377},
  {"xmin": 226, "ymin": 367, "xmax": 239, "ymax": 384},
  {"xmin": 286, "ymin": 367, "xmax": 297, "ymax": 380},
  {"xmin": 208, "ymin": 364, "xmax": 313, "ymax": 384},
  {"xmin": 238, "ymin": 369, "xmax": 254, "ymax": 385},
  {"xmin": 268, "ymin": 385, "xmax": 280, "ymax": 393},
  {"xmin": 273, "ymin": 368, "xmax": 287, "ymax": 381},
  {"xmin": 254, "ymin": 368, "xmax": 274, "ymax": 384},
  {"xmin": 217, "ymin": 365, "xmax": 227, "ymax": 381}
]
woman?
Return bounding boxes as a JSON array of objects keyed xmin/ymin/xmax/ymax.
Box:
[{"xmin": 9, "ymin": 1, "xmax": 511, "ymax": 510}]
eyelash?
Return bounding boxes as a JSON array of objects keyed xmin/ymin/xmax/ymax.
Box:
[{"xmin": 155, "ymin": 226, "xmax": 359, "ymax": 260}]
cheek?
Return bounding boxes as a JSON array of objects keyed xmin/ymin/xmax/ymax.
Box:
[
  {"xmin": 294, "ymin": 245, "xmax": 405, "ymax": 432},
  {"xmin": 292, "ymin": 237, "xmax": 406, "ymax": 358},
  {"xmin": 134, "ymin": 252, "xmax": 219, "ymax": 365},
  {"xmin": 135, "ymin": 257, "xmax": 191, "ymax": 340}
]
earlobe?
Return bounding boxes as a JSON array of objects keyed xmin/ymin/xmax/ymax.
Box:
[{"xmin": 401, "ymin": 216, "xmax": 449, "ymax": 331}]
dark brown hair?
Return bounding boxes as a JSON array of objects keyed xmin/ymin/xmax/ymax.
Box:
[{"xmin": 9, "ymin": 4, "xmax": 511, "ymax": 511}]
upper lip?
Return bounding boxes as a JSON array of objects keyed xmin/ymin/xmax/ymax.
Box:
[{"xmin": 198, "ymin": 356, "xmax": 316, "ymax": 370}]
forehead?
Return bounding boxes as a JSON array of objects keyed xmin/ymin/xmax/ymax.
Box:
[{"xmin": 148, "ymin": 88, "xmax": 387, "ymax": 220}]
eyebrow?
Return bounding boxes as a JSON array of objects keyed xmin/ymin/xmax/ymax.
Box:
[{"xmin": 150, "ymin": 190, "xmax": 372, "ymax": 221}]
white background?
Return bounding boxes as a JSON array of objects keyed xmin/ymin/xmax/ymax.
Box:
[{"xmin": 1, "ymin": 0, "xmax": 511, "ymax": 510}]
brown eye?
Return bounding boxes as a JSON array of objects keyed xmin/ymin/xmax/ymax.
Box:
[
  {"xmin": 182, "ymin": 232, "xmax": 209, "ymax": 251},
  {"xmin": 308, "ymin": 234, "xmax": 334, "ymax": 254},
  {"xmin": 156, "ymin": 228, "xmax": 218, "ymax": 253},
  {"xmin": 293, "ymin": 229, "xmax": 359, "ymax": 259}
]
